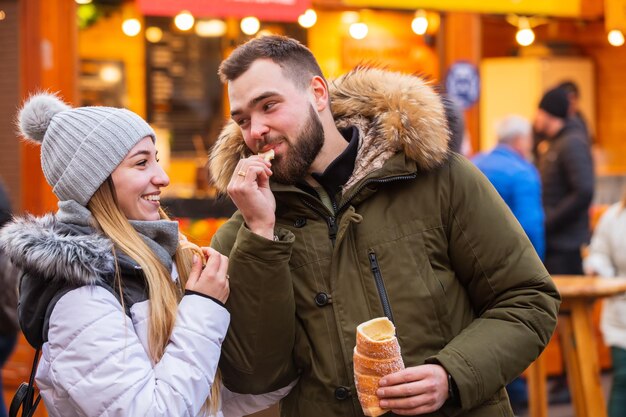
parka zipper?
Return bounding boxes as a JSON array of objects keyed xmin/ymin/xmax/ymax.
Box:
[
  {"xmin": 301, "ymin": 199, "xmax": 338, "ymax": 244},
  {"xmin": 368, "ymin": 251, "xmax": 395, "ymax": 323},
  {"xmin": 299, "ymin": 173, "xmax": 417, "ymax": 246}
]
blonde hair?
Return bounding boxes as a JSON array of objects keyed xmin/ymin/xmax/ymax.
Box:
[{"xmin": 88, "ymin": 178, "xmax": 221, "ymax": 414}]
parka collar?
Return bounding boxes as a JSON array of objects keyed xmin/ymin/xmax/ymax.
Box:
[{"xmin": 209, "ymin": 67, "xmax": 450, "ymax": 194}]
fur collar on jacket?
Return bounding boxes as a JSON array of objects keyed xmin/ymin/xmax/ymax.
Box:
[
  {"xmin": 0, "ymin": 214, "xmax": 115, "ymax": 286},
  {"xmin": 209, "ymin": 67, "xmax": 450, "ymax": 194}
]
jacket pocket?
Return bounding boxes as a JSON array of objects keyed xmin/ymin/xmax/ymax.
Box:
[{"xmin": 368, "ymin": 251, "xmax": 395, "ymax": 323}]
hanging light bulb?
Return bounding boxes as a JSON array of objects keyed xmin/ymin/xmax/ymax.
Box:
[
  {"xmin": 195, "ymin": 19, "xmax": 227, "ymax": 37},
  {"xmin": 75, "ymin": 0, "xmax": 92, "ymax": 4},
  {"xmin": 298, "ymin": 9, "xmax": 317, "ymax": 29},
  {"xmin": 515, "ymin": 17, "xmax": 534, "ymax": 46},
  {"xmin": 99, "ymin": 65, "xmax": 122, "ymax": 84},
  {"xmin": 411, "ymin": 10, "xmax": 428, "ymax": 35},
  {"xmin": 349, "ymin": 22, "xmax": 368, "ymax": 39},
  {"xmin": 241, "ymin": 16, "xmax": 260, "ymax": 35},
  {"xmin": 174, "ymin": 10, "xmax": 194, "ymax": 31},
  {"xmin": 516, "ymin": 28, "xmax": 535, "ymax": 46},
  {"xmin": 122, "ymin": 18, "xmax": 141, "ymax": 37},
  {"xmin": 145, "ymin": 26, "xmax": 163, "ymax": 43},
  {"xmin": 608, "ymin": 29, "xmax": 625, "ymax": 46},
  {"xmin": 341, "ymin": 11, "xmax": 360, "ymax": 25}
]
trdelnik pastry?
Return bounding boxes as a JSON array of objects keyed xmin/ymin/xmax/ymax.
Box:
[{"xmin": 354, "ymin": 317, "xmax": 405, "ymax": 417}]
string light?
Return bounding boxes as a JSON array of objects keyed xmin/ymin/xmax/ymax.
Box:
[
  {"xmin": 411, "ymin": 10, "xmax": 428, "ymax": 35},
  {"xmin": 515, "ymin": 16, "xmax": 535, "ymax": 46},
  {"xmin": 122, "ymin": 18, "xmax": 141, "ymax": 37},
  {"xmin": 608, "ymin": 30, "xmax": 625, "ymax": 47},
  {"xmin": 145, "ymin": 26, "xmax": 163, "ymax": 43},
  {"xmin": 341, "ymin": 11, "xmax": 360, "ymax": 25},
  {"xmin": 195, "ymin": 19, "xmax": 227, "ymax": 37},
  {"xmin": 174, "ymin": 10, "xmax": 194, "ymax": 31},
  {"xmin": 349, "ymin": 22, "xmax": 368, "ymax": 40},
  {"xmin": 298, "ymin": 9, "xmax": 317, "ymax": 28},
  {"xmin": 241, "ymin": 16, "xmax": 260, "ymax": 36}
]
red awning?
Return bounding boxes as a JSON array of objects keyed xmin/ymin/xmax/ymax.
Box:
[{"xmin": 137, "ymin": 0, "xmax": 311, "ymax": 22}]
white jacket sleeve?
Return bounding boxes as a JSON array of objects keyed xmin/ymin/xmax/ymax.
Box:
[
  {"xmin": 583, "ymin": 204, "xmax": 619, "ymax": 278},
  {"xmin": 40, "ymin": 286, "xmax": 229, "ymax": 417},
  {"xmin": 220, "ymin": 379, "xmax": 298, "ymax": 417}
]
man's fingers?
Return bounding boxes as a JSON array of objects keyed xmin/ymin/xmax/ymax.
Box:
[
  {"xmin": 377, "ymin": 380, "xmax": 427, "ymax": 399},
  {"xmin": 379, "ymin": 368, "xmax": 425, "ymax": 388}
]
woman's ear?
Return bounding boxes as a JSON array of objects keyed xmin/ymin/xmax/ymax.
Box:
[{"xmin": 310, "ymin": 76, "xmax": 329, "ymax": 112}]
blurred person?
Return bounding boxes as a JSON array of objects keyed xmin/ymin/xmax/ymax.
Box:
[
  {"xmin": 208, "ymin": 35, "xmax": 560, "ymax": 417},
  {"xmin": 0, "ymin": 93, "xmax": 292, "ymax": 417},
  {"xmin": 583, "ymin": 190, "xmax": 626, "ymax": 417},
  {"xmin": 535, "ymin": 86, "xmax": 594, "ymax": 275},
  {"xmin": 0, "ymin": 180, "xmax": 18, "ymax": 417},
  {"xmin": 474, "ymin": 115, "xmax": 545, "ymax": 258},
  {"xmin": 557, "ymin": 80, "xmax": 591, "ymax": 141},
  {"xmin": 534, "ymin": 86, "xmax": 595, "ymax": 404},
  {"xmin": 473, "ymin": 115, "xmax": 545, "ymax": 412}
]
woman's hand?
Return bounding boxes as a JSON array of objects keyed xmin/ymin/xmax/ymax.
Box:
[{"xmin": 186, "ymin": 247, "xmax": 230, "ymax": 303}]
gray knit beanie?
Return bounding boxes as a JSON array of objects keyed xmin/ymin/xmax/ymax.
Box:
[{"xmin": 17, "ymin": 92, "xmax": 156, "ymax": 206}]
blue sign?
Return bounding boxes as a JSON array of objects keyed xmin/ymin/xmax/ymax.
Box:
[{"xmin": 445, "ymin": 61, "xmax": 480, "ymax": 109}]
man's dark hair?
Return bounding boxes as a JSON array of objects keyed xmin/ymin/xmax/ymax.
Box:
[
  {"xmin": 557, "ymin": 80, "xmax": 580, "ymax": 98},
  {"xmin": 218, "ymin": 35, "xmax": 325, "ymax": 90}
]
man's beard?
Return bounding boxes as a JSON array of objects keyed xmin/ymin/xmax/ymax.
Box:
[{"xmin": 271, "ymin": 105, "xmax": 324, "ymax": 185}]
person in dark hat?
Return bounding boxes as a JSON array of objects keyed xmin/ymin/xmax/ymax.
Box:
[
  {"xmin": 534, "ymin": 86, "xmax": 595, "ymax": 404},
  {"xmin": 557, "ymin": 80, "xmax": 592, "ymax": 142},
  {"xmin": 534, "ymin": 86, "xmax": 594, "ymax": 274}
]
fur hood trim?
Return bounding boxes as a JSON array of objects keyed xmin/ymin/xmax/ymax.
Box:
[
  {"xmin": 209, "ymin": 67, "xmax": 449, "ymax": 193},
  {"xmin": 0, "ymin": 214, "xmax": 115, "ymax": 286}
]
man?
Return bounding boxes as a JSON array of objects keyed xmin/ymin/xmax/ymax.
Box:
[
  {"xmin": 535, "ymin": 87, "xmax": 594, "ymax": 276},
  {"xmin": 557, "ymin": 80, "xmax": 591, "ymax": 141},
  {"xmin": 473, "ymin": 115, "xmax": 545, "ymax": 412},
  {"xmin": 474, "ymin": 115, "xmax": 544, "ymax": 259},
  {"xmin": 535, "ymin": 86, "xmax": 594, "ymax": 405},
  {"xmin": 209, "ymin": 35, "xmax": 560, "ymax": 417}
]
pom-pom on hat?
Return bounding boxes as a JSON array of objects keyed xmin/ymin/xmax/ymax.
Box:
[
  {"xmin": 17, "ymin": 92, "xmax": 155, "ymax": 206},
  {"xmin": 538, "ymin": 87, "xmax": 569, "ymax": 120}
]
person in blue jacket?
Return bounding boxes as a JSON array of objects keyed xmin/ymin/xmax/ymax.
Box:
[
  {"xmin": 473, "ymin": 114, "xmax": 545, "ymax": 412},
  {"xmin": 474, "ymin": 115, "xmax": 545, "ymax": 258}
]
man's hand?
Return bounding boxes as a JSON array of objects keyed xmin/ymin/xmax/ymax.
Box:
[
  {"xmin": 227, "ymin": 155, "xmax": 275, "ymax": 240},
  {"xmin": 377, "ymin": 364, "xmax": 449, "ymax": 415}
]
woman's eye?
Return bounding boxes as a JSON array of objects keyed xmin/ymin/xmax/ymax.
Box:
[{"xmin": 137, "ymin": 160, "xmax": 147, "ymax": 167}]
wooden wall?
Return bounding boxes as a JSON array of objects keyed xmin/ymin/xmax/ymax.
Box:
[{"xmin": 0, "ymin": 0, "xmax": 21, "ymax": 213}]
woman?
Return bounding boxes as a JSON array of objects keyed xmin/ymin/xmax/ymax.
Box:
[
  {"xmin": 0, "ymin": 93, "xmax": 290, "ymax": 417},
  {"xmin": 583, "ymin": 193, "xmax": 626, "ymax": 417}
]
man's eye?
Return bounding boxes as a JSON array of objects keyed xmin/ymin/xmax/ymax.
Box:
[
  {"xmin": 263, "ymin": 102, "xmax": 275, "ymax": 111},
  {"xmin": 237, "ymin": 119, "xmax": 249, "ymax": 127}
]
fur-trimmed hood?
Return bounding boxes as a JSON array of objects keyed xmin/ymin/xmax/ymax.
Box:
[
  {"xmin": 209, "ymin": 67, "xmax": 450, "ymax": 193},
  {"xmin": 0, "ymin": 214, "xmax": 115, "ymax": 286}
]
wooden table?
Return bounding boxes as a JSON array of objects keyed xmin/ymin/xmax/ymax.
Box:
[{"xmin": 527, "ymin": 275, "xmax": 626, "ymax": 417}]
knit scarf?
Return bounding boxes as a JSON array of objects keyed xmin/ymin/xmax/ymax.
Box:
[{"xmin": 56, "ymin": 200, "xmax": 178, "ymax": 271}]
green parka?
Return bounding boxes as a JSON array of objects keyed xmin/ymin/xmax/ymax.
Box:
[{"xmin": 209, "ymin": 68, "xmax": 560, "ymax": 417}]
